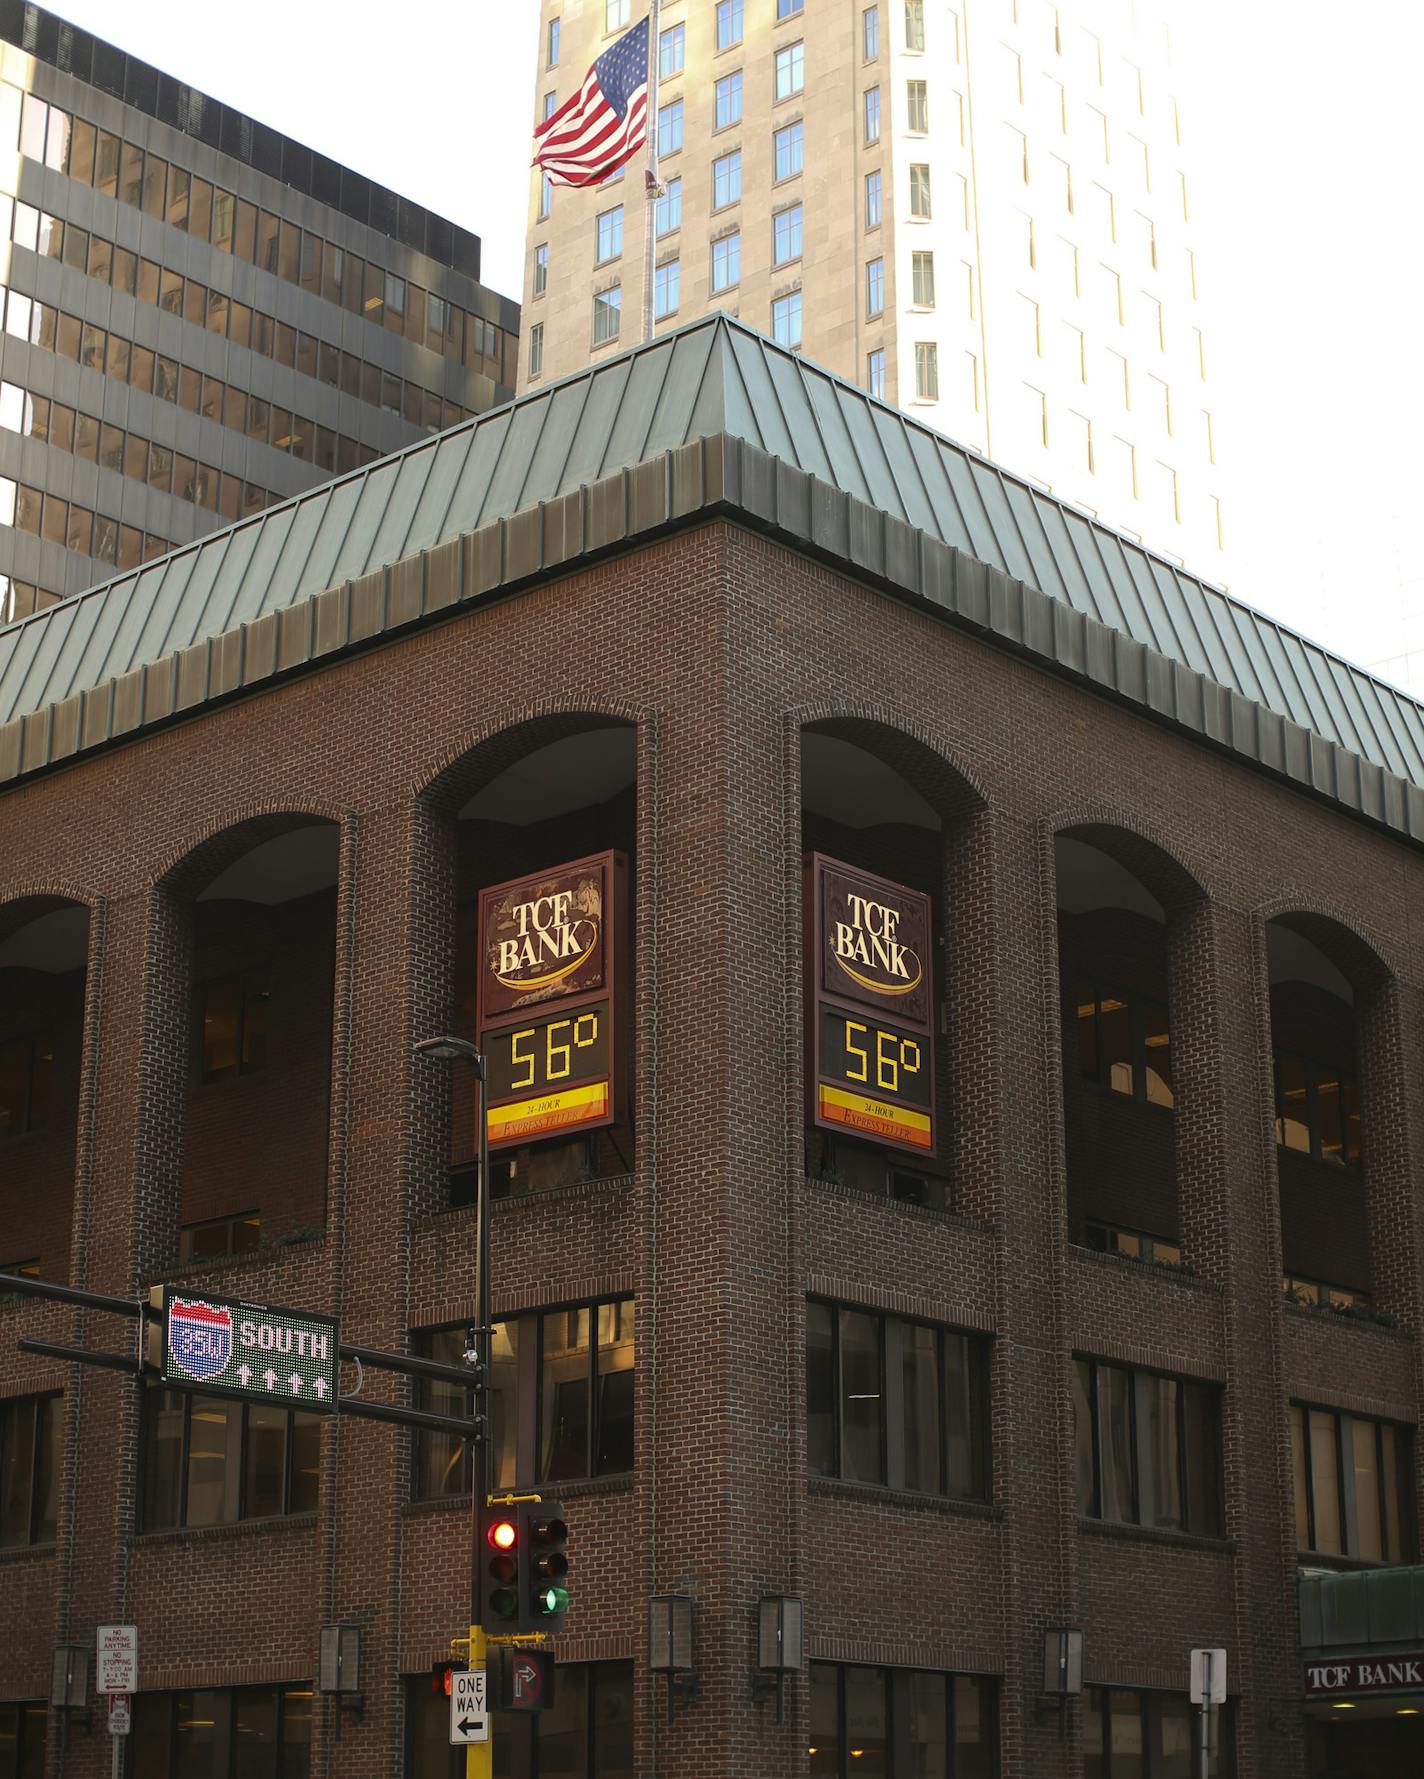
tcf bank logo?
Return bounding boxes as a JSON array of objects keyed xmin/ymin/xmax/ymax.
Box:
[
  {"xmin": 168, "ymin": 1297, "xmax": 233, "ymax": 1382},
  {"xmin": 832, "ymin": 890, "xmax": 923, "ymax": 997},
  {"xmin": 493, "ymin": 884, "xmax": 600, "ymax": 993}
]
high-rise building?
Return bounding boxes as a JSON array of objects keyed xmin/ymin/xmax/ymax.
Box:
[
  {"xmin": 0, "ymin": 1, "xmax": 519, "ymax": 625},
  {"xmin": 522, "ymin": 0, "xmax": 1221, "ymax": 574}
]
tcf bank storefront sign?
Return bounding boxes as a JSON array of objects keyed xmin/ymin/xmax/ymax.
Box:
[
  {"xmin": 477, "ymin": 851, "xmax": 627, "ymax": 1150},
  {"xmin": 1304, "ymin": 1650, "xmax": 1424, "ymax": 1776}
]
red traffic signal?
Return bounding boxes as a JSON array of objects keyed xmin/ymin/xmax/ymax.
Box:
[
  {"xmin": 480, "ymin": 1506, "xmax": 522, "ymax": 1634},
  {"xmin": 430, "ymin": 1661, "xmax": 463, "ymax": 1698}
]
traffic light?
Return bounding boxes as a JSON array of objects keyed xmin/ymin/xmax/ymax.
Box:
[
  {"xmin": 520, "ymin": 1501, "xmax": 569, "ymax": 1632},
  {"xmin": 430, "ymin": 1660, "xmax": 463, "ymax": 1698},
  {"xmin": 480, "ymin": 1504, "xmax": 522, "ymax": 1635}
]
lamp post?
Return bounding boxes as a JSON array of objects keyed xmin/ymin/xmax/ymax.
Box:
[{"xmin": 414, "ymin": 1034, "xmax": 492, "ymax": 1765}]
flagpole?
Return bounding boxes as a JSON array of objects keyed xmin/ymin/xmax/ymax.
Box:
[{"xmin": 642, "ymin": 0, "xmax": 661, "ymax": 342}]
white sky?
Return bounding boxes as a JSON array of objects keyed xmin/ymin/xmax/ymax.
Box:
[{"xmin": 42, "ymin": 1, "xmax": 1424, "ymax": 687}]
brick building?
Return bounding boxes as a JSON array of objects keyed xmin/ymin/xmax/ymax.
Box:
[{"xmin": 0, "ymin": 313, "xmax": 1421, "ymax": 1779}]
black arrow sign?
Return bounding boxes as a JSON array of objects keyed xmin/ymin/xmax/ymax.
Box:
[{"xmin": 458, "ymin": 1717, "xmax": 484, "ymax": 1735}]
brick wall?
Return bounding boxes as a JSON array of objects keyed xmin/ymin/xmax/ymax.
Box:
[{"xmin": 0, "ymin": 518, "xmax": 1421, "ymax": 1778}]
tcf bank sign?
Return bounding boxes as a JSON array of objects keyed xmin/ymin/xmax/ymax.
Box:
[{"xmin": 1305, "ymin": 1654, "xmax": 1424, "ymax": 1696}]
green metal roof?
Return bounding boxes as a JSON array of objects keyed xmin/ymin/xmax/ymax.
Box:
[{"xmin": 4, "ymin": 312, "xmax": 1424, "ymax": 813}]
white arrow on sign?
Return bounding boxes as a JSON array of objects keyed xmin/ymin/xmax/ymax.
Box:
[
  {"xmin": 449, "ymin": 1669, "xmax": 488, "ymax": 1745},
  {"xmin": 288, "ymin": 1373, "xmax": 303, "ymax": 1395},
  {"xmin": 237, "ymin": 1365, "xmax": 252, "ymax": 1388},
  {"xmin": 314, "ymin": 1377, "xmax": 328, "ymax": 1399},
  {"xmin": 263, "ymin": 1368, "xmax": 277, "ymax": 1392}
]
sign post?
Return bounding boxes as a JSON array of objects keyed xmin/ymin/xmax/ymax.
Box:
[
  {"xmin": 96, "ymin": 1626, "xmax": 137, "ymax": 1779},
  {"xmin": 1189, "ymin": 1648, "xmax": 1226, "ymax": 1779}
]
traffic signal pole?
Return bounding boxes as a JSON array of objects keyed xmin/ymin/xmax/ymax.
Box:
[{"xmin": 468, "ymin": 1052, "xmax": 493, "ymax": 1779}]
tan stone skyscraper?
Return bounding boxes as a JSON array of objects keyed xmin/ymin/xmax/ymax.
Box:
[{"xmin": 521, "ymin": 0, "xmax": 1223, "ymax": 576}]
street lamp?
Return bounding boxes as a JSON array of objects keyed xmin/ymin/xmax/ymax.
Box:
[{"xmin": 414, "ymin": 1035, "xmax": 492, "ymax": 1670}]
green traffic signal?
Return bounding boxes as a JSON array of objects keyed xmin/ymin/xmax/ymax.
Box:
[{"xmin": 537, "ymin": 1584, "xmax": 570, "ymax": 1616}]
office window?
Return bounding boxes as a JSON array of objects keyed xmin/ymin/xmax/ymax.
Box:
[
  {"xmin": 0, "ymin": 1033, "xmax": 51, "ymax": 1138},
  {"xmin": 1291, "ymin": 1403, "xmax": 1411, "ymax": 1562},
  {"xmin": 606, "ymin": 0, "xmax": 630, "ymax": 29},
  {"xmin": 196, "ymin": 970, "xmax": 271, "ymax": 1084},
  {"xmin": 1073, "ymin": 1357, "xmax": 1222, "ymax": 1535},
  {"xmin": 715, "ymin": 70, "xmax": 743, "ymax": 129},
  {"xmin": 774, "ymin": 120, "xmax": 804, "ymax": 179},
  {"xmin": 866, "ymin": 256, "xmax": 885, "ymax": 318},
  {"xmin": 533, "ymin": 242, "xmax": 548, "ymax": 297},
  {"xmin": 1274, "ymin": 1053, "xmax": 1360, "ymax": 1165},
  {"xmin": 592, "ymin": 285, "xmax": 621, "ymax": 345},
  {"xmin": 1084, "ymin": 1688, "xmax": 1232, "ymax": 1778},
  {"xmin": 655, "ymin": 176, "xmax": 682, "ymax": 233},
  {"xmin": 1076, "ymin": 987, "xmax": 1173, "ymax": 1108},
  {"xmin": 1083, "ymin": 1222, "xmax": 1182, "ymax": 1269},
  {"xmin": 864, "ymin": 86, "xmax": 881, "ymax": 143},
  {"xmin": 141, "ymin": 1388, "xmax": 319, "ymax": 1529},
  {"xmin": 130, "ymin": 1689, "xmax": 314, "ymax": 1775},
  {"xmin": 773, "ymin": 203, "xmax": 803, "ymax": 266},
  {"xmin": 716, "ymin": 0, "xmax": 744, "ymax": 50},
  {"xmin": 547, "ymin": 16, "xmax": 560, "ymax": 66},
  {"xmin": 412, "ymin": 1301, "xmax": 634, "ymax": 1499},
  {"xmin": 405, "ymin": 1662, "xmax": 632, "ymax": 1779},
  {"xmin": 654, "ymin": 258, "xmax": 680, "ymax": 319},
  {"xmin": 659, "ymin": 22, "xmax": 685, "ymax": 76},
  {"xmin": 865, "ymin": 169, "xmax": 882, "ymax": 227},
  {"xmin": 810, "ymin": 1666, "xmax": 995, "ymax": 1779},
  {"xmin": 915, "ymin": 342, "xmax": 939, "ymax": 400},
  {"xmin": 0, "ymin": 1702, "xmax": 44, "ymax": 1776},
  {"xmin": 910, "ymin": 162, "xmax": 932, "ymax": 217},
  {"xmin": 713, "ymin": 150, "xmax": 742, "ymax": 209},
  {"xmin": 774, "ymin": 41, "xmax": 805, "ymax": 101},
  {"xmin": 905, "ymin": 0, "xmax": 925, "ymax": 50},
  {"xmin": 867, "ymin": 349, "xmax": 886, "ymax": 400},
  {"xmin": 596, "ymin": 206, "xmax": 624, "ymax": 263},
  {"xmin": 542, "ymin": 90, "xmax": 558, "ymax": 122},
  {"xmin": 712, "ymin": 231, "xmax": 741, "ymax": 293},
  {"xmin": 778, "ymin": 0, "xmax": 805, "ymax": 14},
  {"xmin": 806, "ymin": 1302, "xmax": 989, "ymax": 1498},
  {"xmin": 771, "ymin": 291, "xmax": 802, "ymax": 348},
  {"xmin": 0, "ymin": 1394, "xmax": 59, "ymax": 1546},
  {"xmin": 907, "ymin": 78, "xmax": 929, "ymax": 131},
  {"xmin": 538, "ymin": 171, "xmax": 552, "ymax": 219},
  {"xmin": 178, "ymin": 1212, "xmax": 261, "ymax": 1263},
  {"xmin": 863, "ymin": 4, "xmax": 880, "ymax": 59},
  {"xmin": 1282, "ymin": 1274, "xmax": 1371, "ymax": 1313},
  {"xmin": 658, "ymin": 98, "xmax": 684, "ymax": 155},
  {"xmin": 912, "ymin": 249, "xmax": 936, "ymax": 306}
]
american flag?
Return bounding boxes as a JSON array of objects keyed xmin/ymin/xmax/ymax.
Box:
[{"xmin": 533, "ymin": 16, "xmax": 650, "ymax": 188}]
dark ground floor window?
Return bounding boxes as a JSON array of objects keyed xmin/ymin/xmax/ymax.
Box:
[
  {"xmin": 131, "ymin": 1687, "xmax": 311, "ymax": 1777},
  {"xmin": 1085, "ymin": 1687, "xmax": 1233, "ymax": 1777},
  {"xmin": 809, "ymin": 1664, "xmax": 995, "ymax": 1777},
  {"xmin": 0, "ymin": 1393, "xmax": 60, "ymax": 1547},
  {"xmin": 1291, "ymin": 1401, "xmax": 1412, "ymax": 1563},
  {"xmin": 0, "ymin": 1701, "xmax": 44, "ymax": 1779},
  {"xmin": 406, "ymin": 1662, "xmax": 633, "ymax": 1778}
]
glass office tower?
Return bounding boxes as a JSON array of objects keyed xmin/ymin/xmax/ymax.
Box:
[{"xmin": 0, "ymin": 1, "xmax": 519, "ymax": 623}]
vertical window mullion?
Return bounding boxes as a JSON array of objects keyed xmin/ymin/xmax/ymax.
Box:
[
  {"xmin": 1130, "ymin": 1372, "xmax": 1150, "ymax": 1526},
  {"xmin": 1335, "ymin": 1411, "xmax": 1358, "ymax": 1556},
  {"xmin": 883, "ymin": 1316, "xmax": 905, "ymax": 1491},
  {"xmin": 1299, "ymin": 1405, "xmax": 1316, "ymax": 1552},
  {"xmin": 879, "ymin": 1316, "xmax": 889, "ymax": 1485},
  {"xmin": 1089, "ymin": 1360, "xmax": 1102, "ymax": 1519},
  {"xmin": 832, "ymin": 1308, "xmax": 844, "ymax": 1479},
  {"xmin": 1177, "ymin": 1379, "xmax": 1191, "ymax": 1533}
]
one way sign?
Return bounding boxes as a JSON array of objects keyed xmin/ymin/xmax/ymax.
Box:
[{"xmin": 449, "ymin": 1668, "xmax": 489, "ymax": 1745}]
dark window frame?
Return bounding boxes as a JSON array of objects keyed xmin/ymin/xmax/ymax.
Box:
[
  {"xmin": 0, "ymin": 1392, "xmax": 60, "ymax": 1548},
  {"xmin": 1290, "ymin": 1399, "xmax": 1413, "ymax": 1564},
  {"xmin": 412, "ymin": 1295, "xmax": 635, "ymax": 1501},
  {"xmin": 0, "ymin": 1700, "xmax": 46, "ymax": 1777},
  {"xmin": 1084, "ymin": 1685, "xmax": 1233, "ymax": 1777},
  {"xmin": 130, "ymin": 1683, "xmax": 313, "ymax": 1775},
  {"xmin": 1075, "ymin": 983, "xmax": 1174, "ymax": 1109},
  {"xmin": 809, "ymin": 1661, "xmax": 998, "ymax": 1778},
  {"xmin": 807, "ymin": 1299, "xmax": 990, "ymax": 1502},
  {"xmin": 177, "ymin": 1209, "xmax": 262, "ymax": 1262},
  {"xmin": 1273, "ymin": 1050, "xmax": 1361, "ymax": 1166},
  {"xmin": 194, "ymin": 966, "xmax": 272, "ymax": 1084},
  {"xmin": 1073, "ymin": 1355, "xmax": 1222, "ymax": 1536},
  {"xmin": 140, "ymin": 1385, "xmax": 319, "ymax": 1532},
  {"xmin": 0, "ymin": 1030, "xmax": 52, "ymax": 1138}
]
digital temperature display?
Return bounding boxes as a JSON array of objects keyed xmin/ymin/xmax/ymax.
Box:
[
  {"xmin": 816, "ymin": 1004, "xmax": 933, "ymax": 1150},
  {"xmin": 483, "ymin": 999, "xmax": 612, "ymax": 1148}
]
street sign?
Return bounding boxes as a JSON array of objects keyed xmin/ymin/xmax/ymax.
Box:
[
  {"xmin": 154, "ymin": 1287, "xmax": 339, "ymax": 1412},
  {"xmin": 107, "ymin": 1695, "xmax": 131, "ymax": 1736},
  {"xmin": 449, "ymin": 1668, "xmax": 489, "ymax": 1745},
  {"xmin": 491, "ymin": 1646, "xmax": 555, "ymax": 1713},
  {"xmin": 95, "ymin": 1625, "xmax": 137, "ymax": 1695},
  {"xmin": 1190, "ymin": 1648, "xmax": 1227, "ymax": 1705}
]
